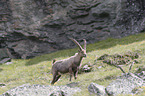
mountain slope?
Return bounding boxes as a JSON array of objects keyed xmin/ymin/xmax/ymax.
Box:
[{"xmin": 0, "ymin": 33, "xmax": 145, "ymax": 95}]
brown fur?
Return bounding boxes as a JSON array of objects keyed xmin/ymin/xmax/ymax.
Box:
[{"xmin": 51, "ymin": 39, "xmax": 87, "ymax": 85}]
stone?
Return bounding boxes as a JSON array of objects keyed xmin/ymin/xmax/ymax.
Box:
[
  {"xmin": 105, "ymin": 73, "xmax": 144, "ymax": 95},
  {"xmin": 98, "ymin": 66, "xmax": 102, "ymax": 69},
  {"xmin": 50, "ymin": 90, "xmax": 66, "ymax": 96},
  {"xmin": 0, "ymin": 58, "xmax": 11, "ymax": 64},
  {"xmin": 132, "ymin": 87, "xmax": 144, "ymax": 95},
  {"xmin": 135, "ymin": 66, "xmax": 145, "ymax": 73},
  {"xmin": 66, "ymin": 82, "xmax": 79, "ymax": 88},
  {"xmin": 82, "ymin": 65, "xmax": 91, "ymax": 72},
  {"xmin": 2, "ymin": 84, "xmax": 81, "ymax": 96},
  {"xmin": 79, "ymin": 62, "xmax": 93, "ymax": 74},
  {"xmin": 88, "ymin": 83, "xmax": 107, "ymax": 96},
  {"xmin": 136, "ymin": 71, "xmax": 145, "ymax": 80},
  {"xmin": 5, "ymin": 62, "xmax": 13, "ymax": 65}
]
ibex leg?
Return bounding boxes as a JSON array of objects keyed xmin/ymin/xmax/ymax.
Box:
[
  {"xmin": 74, "ymin": 67, "xmax": 79, "ymax": 79},
  {"xmin": 69, "ymin": 68, "xmax": 73, "ymax": 81},
  {"xmin": 55, "ymin": 75, "xmax": 61, "ymax": 82},
  {"xmin": 74, "ymin": 71, "xmax": 78, "ymax": 79},
  {"xmin": 51, "ymin": 72, "xmax": 58, "ymax": 85}
]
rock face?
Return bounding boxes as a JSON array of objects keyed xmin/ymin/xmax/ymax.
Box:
[
  {"xmin": 2, "ymin": 84, "xmax": 81, "ymax": 96},
  {"xmin": 0, "ymin": 0, "xmax": 145, "ymax": 58}
]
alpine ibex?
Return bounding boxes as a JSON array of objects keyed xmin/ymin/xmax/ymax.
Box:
[{"xmin": 51, "ymin": 38, "xmax": 87, "ymax": 85}]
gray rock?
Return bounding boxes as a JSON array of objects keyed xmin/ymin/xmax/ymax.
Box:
[
  {"xmin": 0, "ymin": 0, "xmax": 145, "ymax": 58},
  {"xmin": 0, "ymin": 48, "xmax": 12, "ymax": 60},
  {"xmin": 82, "ymin": 65, "xmax": 91, "ymax": 72},
  {"xmin": 135, "ymin": 66, "xmax": 145, "ymax": 81},
  {"xmin": 79, "ymin": 62, "xmax": 93, "ymax": 74},
  {"xmin": 0, "ymin": 48, "xmax": 13, "ymax": 64},
  {"xmin": 91, "ymin": 0, "xmax": 119, "ymax": 18},
  {"xmin": 66, "ymin": 82, "xmax": 79, "ymax": 88},
  {"xmin": 5, "ymin": 62, "xmax": 13, "ymax": 65},
  {"xmin": 137, "ymin": 71, "xmax": 145, "ymax": 80},
  {"xmin": 105, "ymin": 73, "xmax": 144, "ymax": 96},
  {"xmin": 136, "ymin": 66, "xmax": 145, "ymax": 73},
  {"xmin": 2, "ymin": 84, "xmax": 81, "ymax": 96},
  {"xmin": 50, "ymin": 90, "xmax": 66, "ymax": 96},
  {"xmin": 0, "ymin": 58, "xmax": 11, "ymax": 64},
  {"xmin": 132, "ymin": 87, "xmax": 144, "ymax": 95},
  {"xmin": 88, "ymin": 83, "xmax": 107, "ymax": 96}
]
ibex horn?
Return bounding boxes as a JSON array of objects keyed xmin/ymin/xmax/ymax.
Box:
[
  {"xmin": 70, "ymin": 38, "xmax": 83, "ymax": 50},
  {"xmin": 83, "ymin": 39, "xmax": 86, "ymax": 50}
]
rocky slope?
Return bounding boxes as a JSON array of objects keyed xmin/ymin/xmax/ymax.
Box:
[{"xmin": 0, "ymin": 0, "xmax": 145, "ymax": 59}]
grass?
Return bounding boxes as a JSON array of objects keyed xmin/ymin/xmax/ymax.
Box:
[{"xmin": 0, "ymin": 33, "xmax": 145, "ymax": 95}]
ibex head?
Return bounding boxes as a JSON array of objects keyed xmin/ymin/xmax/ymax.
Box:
[{"xmin": 70, "ymin": 38, "xmax": 87, "ymax": 57}]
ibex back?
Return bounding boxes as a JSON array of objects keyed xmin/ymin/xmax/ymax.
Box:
[{"xmin": 51, "ymin": 38, "xmax": 87, "ymax": 85}]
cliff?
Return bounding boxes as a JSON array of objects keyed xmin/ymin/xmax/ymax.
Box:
[{"xmin": 0, "ymin": 0, "xmax": 145, "ymax": 59}]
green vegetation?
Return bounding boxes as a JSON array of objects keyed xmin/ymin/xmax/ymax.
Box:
[{"xmin": 1, "ymin": 33, "xmax": 145, "ymax": 95}]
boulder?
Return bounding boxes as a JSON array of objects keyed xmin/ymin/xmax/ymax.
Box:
[
  {"xmin": 2, "ymin": 84, "xmax": 81, "ymax": 96},
  {"xmin": 88, "ymin": 83, "xmax": 107, "ymax": 96},
  {"xmin": 105, "ymin": 73, "xmax": 144, "ymax": 95}
]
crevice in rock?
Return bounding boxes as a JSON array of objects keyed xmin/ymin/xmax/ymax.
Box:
[{"xmin": 7, "ymin": 48, "xmax": 21, "ymax": 59}]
